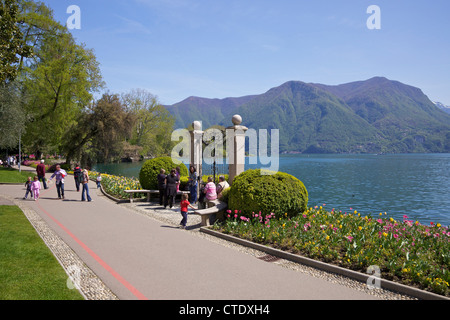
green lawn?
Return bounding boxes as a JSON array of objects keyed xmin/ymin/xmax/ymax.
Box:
[
  {"xmin": 0, "ymin": 167, "xmax": 34, "ymax": 184},
  {"xmin": 0, "ymin": 205, "xmax": 84, "ymax": 300}
]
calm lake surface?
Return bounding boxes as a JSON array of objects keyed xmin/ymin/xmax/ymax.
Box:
[{"xmin": 93, "ymin": 154, "xmax": 450, "ymax": 227}]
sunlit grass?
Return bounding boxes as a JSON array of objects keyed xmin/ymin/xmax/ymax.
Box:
[{"xmin": 0, "ymin": 205, "xmax": 84, "ymax": 300}]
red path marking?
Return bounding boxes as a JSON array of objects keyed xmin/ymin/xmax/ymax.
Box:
[{"xmin": 36, "ymin": 185, "xmax": 148, "ymax": 300}]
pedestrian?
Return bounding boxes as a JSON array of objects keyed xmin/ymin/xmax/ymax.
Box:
[
  {"xmin": 49, "ymin": 164, "xmax": 67, "ymax": 199},
  {"xmin": 197, "ymin": 182, "xmax": 206, "ymax": 209},
  {"xmin": 203, "ymin": 176, "xmax": 217, "ymax": 203},
  {"xmin": 96, "ymin": 174, "xmax": 102, "ymax": 189},
  {"xmin": 73, "ymin": 164, "xmax": 82, "ymax": 192},
  {"xmin": 179, "ymin": 193, "xmax": 195, "ymax": 229},
  {"xmin": 157, "ymin": 169, "xmax": 167, "ymax": 206},
  {"xmin": 36, "ymin": 159, "xmax": 48, "ymax": 189},
  {"xmin": 31, "ymin": 175, "xmax": 41, "ymax": 201},
  {"xmin": 23, "ymin": 176, "xmax": 32, "ymax": 199},
  {"xmin": 165, "ymin": 169, "xmax": 179, "ymax": 209},
  {"xmin": 175, "ymin": 166, "xmax": 181, "ymax": 192},
  {"xmin": 204, "ymin": 176, "xmax": 218, "ymax": 224},
  {"xmin": 81, "ymin": 169, "xmax": 92, "ymax": 202},
  {"xmin": 216, "ymin": 175, "xmax": 230, "ymax": 200},
  {"xmin": 188, "ymin": 165, "xmax": 198, "ymax": 204}
]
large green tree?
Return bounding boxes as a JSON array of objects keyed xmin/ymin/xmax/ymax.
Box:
[
  {"xmin": 21, "ymin": 20, "xmax": 103, "ymax": 156},
  {"xmin": 121, "ymin": 89, "xmax": 175, "ymax": 158},
  {"xmin": 88, "ymin": 93, "xmax": 135, "ymax": 163},
  {"xmin": 0, "ymin": 0, "xmax": 33, "ymax": 84}
]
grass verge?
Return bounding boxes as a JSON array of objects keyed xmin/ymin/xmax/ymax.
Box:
[
  {"xmin": 0, "ymin": 167, "xmax": 33, "ymax": 184},
  {"xmin": 0, "ymin": 205, "xmax": 84, "ymax": 300}
]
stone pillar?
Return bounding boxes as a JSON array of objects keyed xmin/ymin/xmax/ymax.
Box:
[
  {"xmin": 189, "ymin": 121, "xmax": 203, "ymax": 191},
  {"xmin": 227, "ymin": 115, "xmax": 248, "ymax": 185}
]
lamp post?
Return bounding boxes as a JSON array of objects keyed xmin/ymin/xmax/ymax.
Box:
[{"xmin": 18, "ymin": 129, "xmax": 21, "ymax": 172}]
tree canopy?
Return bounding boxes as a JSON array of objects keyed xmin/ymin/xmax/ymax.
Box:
[{"xmin": 0, "ymin": 0, "xmax": 175, "ymax": 165}]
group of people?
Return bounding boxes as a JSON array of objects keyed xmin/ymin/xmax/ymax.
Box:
[
  {"xmin": 156, "ymin": 165, "xmax": 230, "ymax": 229},
  {"xmin": 156, "ymin": 166, "xmax": 183, "ymax": 209},
  {"xmin": 23, "ymin": 160, "xmax": 96, "ymax": 202},
  {"xmin": 1, "ymin": 155, "xmax": 18, "ymax": 167}
]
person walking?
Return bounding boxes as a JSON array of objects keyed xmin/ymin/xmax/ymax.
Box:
[
  {"xmin": 31, "ymin": 175, "xmax": 41, "ymax": 201},
  {"xmin": 81, "ymin": 169, "xmax": 92, "ymax": 202},
  {"xmin": 179, "ymin": 193, "xmax": 196, "ymax": 229},
  {"xmin": 36, "ymin": 159, "xmax": 48, "ymax": 189},
  {"xmin": 73, "ymin": 164, "xmax": 82, "ymax": 192},
  {"xmin": 188, "ymin": 165, "xmax": 198, "ymax": 204},
  {"xmin": 165, "ymin": 169, "xmax": 179, "ymax": 209},
  {"xmin": 23, "ymin": 177, "xmax": 32, "ymax": 200},
  {"xmin": 49, "ymin": 164, "xmax": 67, "ymax": 199},
  {"xmin": 96, "ymin": 174, "xmax": 102, "ymax": 189},
  {"xmin": 157, "ymin": 169, "xmax": 167, "ymax": 206}
]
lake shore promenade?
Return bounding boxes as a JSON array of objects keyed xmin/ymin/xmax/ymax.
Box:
[{"xmin": 0, "ymin": 166, "xmax": 416, "ymax": 301}]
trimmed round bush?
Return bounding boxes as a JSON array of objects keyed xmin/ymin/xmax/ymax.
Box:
[
  {"xmin": 139, "ymin": 157, "xmax": 188, "ymax": 190},
  {"xmin": 228, "ymin": 169, "xmax": 308, "ymax": 219}
]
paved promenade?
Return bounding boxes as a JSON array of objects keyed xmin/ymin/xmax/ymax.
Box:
[{"xmin": 0, "ymin": 166, "xmax": 415, "ymax": 300}]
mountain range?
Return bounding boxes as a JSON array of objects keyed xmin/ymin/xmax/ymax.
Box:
[
  {"xmin": 164, "ymin": 77, "xmax": 450, "ymax": 153},
  {"xmin": 433, "ymin": 101, "xmax": 450, "ymax": 114}
]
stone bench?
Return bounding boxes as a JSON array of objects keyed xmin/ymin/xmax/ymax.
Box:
[
  {"xmin": 124, "ymin": 189, "xmax": 190, "ymax": 203},
  {"xmin": 194, "ymin": 199, "xmax": 228, "ymax": 227}
]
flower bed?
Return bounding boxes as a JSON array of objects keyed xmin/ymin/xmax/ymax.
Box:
[
  {"xmin": 212, "ymin": 205, "xmax": 449, "ymax": 297},
  {"xmin": 88, "ymin": 171, "xmax": 142, "ymax": 200}
]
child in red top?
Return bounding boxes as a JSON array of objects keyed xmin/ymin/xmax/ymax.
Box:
[{"xmin": 180, "ymin": 193, "xmax": 195, "ymax": 229}]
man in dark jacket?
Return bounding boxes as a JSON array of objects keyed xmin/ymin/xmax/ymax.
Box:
[
  {"xmin": 157, "ymin": 169, "xmax": 167, "ymax": 207},
  {"xmin": 73, "ymin": 164, "xmax": 82, "ymax": 192},
  {"xmin": 36, "ymin": 160, "xmax": 48, "ymax": 189}
]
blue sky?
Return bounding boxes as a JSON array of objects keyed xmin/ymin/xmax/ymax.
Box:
[{"xmin": 42, "ymin": 0, "xmax": 450, "ymax": 106}]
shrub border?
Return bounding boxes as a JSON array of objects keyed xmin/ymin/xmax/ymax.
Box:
[{"xmin": 200, "ymin": 226, "xmax": 449, "ymax": 300}]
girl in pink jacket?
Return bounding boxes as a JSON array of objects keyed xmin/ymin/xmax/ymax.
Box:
[{"xmin": 31, "ymin": 176, "xmax": 41, "ymax": 201}]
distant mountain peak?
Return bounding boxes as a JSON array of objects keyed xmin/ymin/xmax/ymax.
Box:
[{"xmin": 164, "ymin": 77, "xmax": 450, "ymax": 153}]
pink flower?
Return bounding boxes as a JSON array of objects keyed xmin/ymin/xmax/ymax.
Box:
[
  {"xmin": 345, "ymin": 235, "xmax": 354, "ymax": 242},
  {"xmin": 393, "ymin": 234, "xmax": 399, "ymax": 239}
]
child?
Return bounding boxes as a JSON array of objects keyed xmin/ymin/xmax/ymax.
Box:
[
  {"xmin": 179, "ymin": 193, "xmax": 195, "ymax": 229},
  {"xmin": 96, "ymin": 174, "xmax": 102, "ymax": 188},
  {"xmin": 23, "ymin": 177, "xmax": 32, "ymax": 199},
  {"xmin": 30, "ymin": 176, "xmax": 41, "ymax": 201}
]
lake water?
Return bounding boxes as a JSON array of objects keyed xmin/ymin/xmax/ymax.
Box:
[{"xmin": 93, "ymin": 154, "xmax": 450, "ymax": 227}]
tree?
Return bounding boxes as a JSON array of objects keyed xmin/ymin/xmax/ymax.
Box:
[
  {"xmin": 87, "ymin": 93, "xmax": 135, "ymax": 163},
  {"xmin": 0, "ymin": 0, "xmax": 33, "ymax": 84},
  {"xmin": 0, "ymin": 82, "xmax": 27, "ymax": 149},
  {"xmin": 121, "ymin": 89, "xmax": 175, "ymax": 158},
  {"xmin": 21, "ymin": 24, "xmax": 103, "ymax": 156}
]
